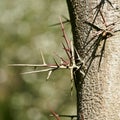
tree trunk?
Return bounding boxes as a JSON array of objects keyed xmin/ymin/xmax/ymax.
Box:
[{"xmin": 66, "ymin": 0, "xmax": 120, "ymax": 120}]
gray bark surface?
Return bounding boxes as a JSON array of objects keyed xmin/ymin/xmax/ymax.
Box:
[{"xmin": 66, "ymin": 0, "xmax": 120, "ymax": 120}]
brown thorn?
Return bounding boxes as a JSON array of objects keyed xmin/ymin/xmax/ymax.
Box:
[
  {"xmin": 50, "ymin": 110, "xmax": 61, "ymax": 120},
  {"xmin": 70, "ymin": 40, "xmax": 75, "ymax": 66},
  {"xmin": 54, "ymin": 52, "xmax": 69, "ymax": 66},
  {"xmin": 62, "ymin": 43, "xmax": 71, "ymax": 62},
  {"xmin": 59, "ymin": 16, "xmax": 71, "ymax": 50}
]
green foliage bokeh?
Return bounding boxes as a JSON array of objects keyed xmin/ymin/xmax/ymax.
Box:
[{"xmin": 0, "ymin": 0, "xmax": 76, "ymax": 120}]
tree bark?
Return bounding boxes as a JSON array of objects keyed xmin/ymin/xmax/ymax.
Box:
[{"xmin": 66, "ymin": 0, "xmax": 120, "ymax": 120}]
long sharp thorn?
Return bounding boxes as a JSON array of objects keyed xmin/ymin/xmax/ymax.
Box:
[
  {"xmin": 50, "ymin": 110, "xmax": 60, "ymax": 120},
  {"xmin": 106, "ymin": 0, "xmax": 114, "ymax": 8},
  {"xmin": 21, "ymin": 68, "xmax": 54, "ymax": 75},
  {"xmin": 85, "ymin": 7, "xmax": 100, "ymax": 43},
  {"xmin": 55, "ymin": 52, "xmax": 68, "ymax": 65},
  {"xmin": 99, "ymin": 10, "xmax": 107, "ymax": 27},
  {"xmin": 86, "ymin": 39, "xmax": 97, "ymax": 56},
  {"xmin": 53, "ymin": 58, "xmax": 59, "ymax": 67},
  {"xmin": 62, "ymin": 43, "xmax": 71, "ymax": 61},
  {"xmin": 87, "ymin": 34, "xmax": 102, "ymax": 56},
  {"xmin": 49, "ymin": 20, "xmax": 70, "ymax": 27},
  {"xmin": 70, "ymin": 40, "xmax": 75, "ymax": 66},
  {"xmin": 84, "ymin": 33, "xmax": 98, "ymax": 49},
  {"xmin": 50, "ymin": 114, "xmax": 77, "ymax": 118},
  {"xmin": 59, "ymin": 16, "xmax": 70, "ymax": 49},
  {"xmin": 85, "ymin": 37, "xmax": 101, "ymax": 77},
  {"xmin": 98, "ymin": 38, "xmax": 106, "ymax": 71},
  {"xmin": 84, "ymin": 21, "xmax": 102, "ymax": 31},
  {"xmin": 46, "ymin": 70, "xmax": 52, "ymax": 80},
  {"xmin": 74, "ymin": 46, "xmax": 83, "ymax": 63},
  {"xmin": 80, "ymin": 70, "xmax": 85, "ymax": 76},
  {"xmin": 8, "ymin": 64, "xmax": 47, "ymax": 67},
  {"xmin": 62, "ymin": 42, "xmax": 68, "ymax": 51},
  {"xmin": 50, "ymin": 15, "xmax": 70, "ymax": 27},
  {"xmin": 40, "ymin": 50, "xmax": 46, "ymax": 65}
]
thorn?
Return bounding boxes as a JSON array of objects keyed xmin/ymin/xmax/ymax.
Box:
[
  {"xmin": 59, "ymin": 16, "xmax": 70, "ymax": 50},
  {"xmin": 83, "ymin": 32, "xmax": 99, "ymax": 49},
  {"xmin": 62, "ymin": 43, "xmax": 71, "ymax": 62},
  {"xmin": 70, "ymin": 40, "xmax": 75, "ymax": 66},
  {"xmin": 98, "ymin": 38, "xmax": 107, "ymax": 71},
  {"xmin": 94, "ymin": 0, "xmax": 114, "ymax": 10},
  {"xmin": 50, "ymin": 110, "xmax": 61, "ymax": 120},
  {"xmin": 84, "ymin": 21, "xmax": 102, "ymax": 31},
  {"xmin": 40, "ymin": 50, "xmax": 46, "ymax": 65},
  {"xmin": 21, "ymin": 68, "xmax": 54, "ymax": 75},
  {"xmin": 54, "ymin": 52, "xmax": 69, "ymax": 66},
  {"xmin": 8, "ymin": 64, "xmax": 47, "ymax": 67},
  {"xmin": 74, "ymin": 46, "xmax": 83, "ymax": 64},
  {"xmin": 80, "ymin": 70, "xmax": 85, "ymax": 76},
  {"xmin": 46, "ymin": 70, "xmax": 52, "ymax": 80},
  {"xmin": 49, "ymin": 20, "xmax": 70, "ymax": 27},
  {"xmin": 106, "ymin": 0, "xmax": 114, "ymax": 8},
  {"xmin": 99, "ymin": 10, "xmax": 107, "ymax": 27},
  {"xmin": 53, "ymin": 58, "xmax": 59, "ymax": 67},
  {"xmin": 50, "ymin": 114, "xmax": 77, "ymax": 119},
  {"xmin": 62, "ymin": 42, "xmax": 70, "ymax": 52},
  {"xmin": 49, "ymin": 15, "xmax": 70, "ymax": 27}
]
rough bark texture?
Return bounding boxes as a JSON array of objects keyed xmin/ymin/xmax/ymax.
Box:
[{"xmin": 66, "ymin": 0, "xmax": 120, "ymax": 120}]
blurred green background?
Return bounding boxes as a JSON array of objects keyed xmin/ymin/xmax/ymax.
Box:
[{"xmin": 0, "ymin": 0, "xmax": 76, "ymax": 120}]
